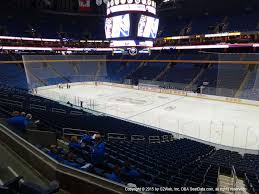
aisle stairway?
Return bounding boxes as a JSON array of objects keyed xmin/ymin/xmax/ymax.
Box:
[
  {"xmin": 186, "ymin": 67, "xmax": 206, "ymax": 89},
  {"xmin": 235, "ymin": 69, "xmax": 252, "ymax": 98},
  {"xmin": 217, "ymin": 175, "xmax": 250, "ymax": 194},
  {"xmin": 153, "ymin": 62, "xmax": 172, "ymax": 81},
  {"xmin": 48, "ymin": 63, "xmax": 70, "ymax": 83},
  {"xmin": 125, "ymin": 61, "xmax": 146, "ymax": 79}
]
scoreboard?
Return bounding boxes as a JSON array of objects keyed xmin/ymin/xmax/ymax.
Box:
[
  {"xmin": 138, "ymin": 15, "xmax": 159, "ymax": 39},
  {"xmin": 105, "ymin": 0, "xmax": 159, "ymax": 48},
  {"xmin": 105, "ymin": 14, "xmax": 130, "ymax": 39},
  {"xmin": 106, "ymin": 0, "xmax": 156, "ymax": 15}
]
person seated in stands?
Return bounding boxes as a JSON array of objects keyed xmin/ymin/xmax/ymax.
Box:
[
  {"xmin": 105, "ymin": 165, "xmax": 122, "ymax": 183},
  {"xmin": 46, "ymin": 145, "xmax": 64, "ymax": 162},
  {"xmin": 69, "ymin": 136, "xmax": 83, "ymax": 152},
  {"xmin": 8, "ymin": 112, "xmax": 36, "ymax": 134},
  {"xmin": 77, "ymin": 133, "xmax": 105, "ymax": 171},
  {"xmin": 90, "ymin": 133, "xmax": 105, "ymax": 168},
  {"xmin": 80, "ymin": 133, "xmax": 94, "ymax": 146},
  {"xmin": 11, "ymin": 111, "xmax": 20, "ymax": 117},
  {"xmin": 121, "ymin": 161, "xmax": 141, "ymax": 178},
  {"xmin": 8, "ymin": 111, "xmax": 27, "ymax": 133},
  {"xmin": 24, "ymin": 113, "xmax": 33, "ymax": 127},
  {"xmin": 62, "ymin": 152, "xmax": 81, "ymax": 169}
]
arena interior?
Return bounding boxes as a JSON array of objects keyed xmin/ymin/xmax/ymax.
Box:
[{"xmin": 1, "ymin": 0, "xmax": 259, "ymax": 194}]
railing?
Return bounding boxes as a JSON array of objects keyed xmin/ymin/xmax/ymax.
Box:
[
  {"xmin": 217, "ymin": 167, "xmax": 220, "ymax": 190},
  {"xmin": 0, "ymin": 98, "xmax": 23, "ymax": 108},
  {"xmin": 107, "ymin": 133, "xmax": 127, "ymax": 141},
  {"xmin": 52, "ymin": 108, "xmax": 66, "ymax": 114},
  {"xmin": 231, "ymin": 165, "xmax": 237, "ymax": 194},
  {"xmin": 30, "ymin": 104, "xmax": 47, "ymax": 111},
  {"xmin": 62, "ymin": 127, "xmax": 168, "ymax": 144},
  {"xmin": 161, "ymin": 135, "xmax": 170, "ymax": 142},
  {"xmin": 131, "ymin": 135, "xmax": 145, "ymax": 142},
  {"xmin": 62, "ymin": 128, "xmax": 100, "ymax": 139}
]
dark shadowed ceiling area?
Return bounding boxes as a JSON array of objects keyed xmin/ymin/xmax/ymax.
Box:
[
  {"xmin": 1, "ymin": 0, "xmax": 259, "ymax": 17},
  {"xmin": 157, "ymin": 0, "xmax": 259, "ymax": 17}
]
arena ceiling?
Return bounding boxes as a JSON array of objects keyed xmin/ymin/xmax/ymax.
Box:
[
  {"xmin": 1, "ymin": 0, "xmax": 259, "ymax": 17},
  {"xmin": 157, "ymin": 0, "xmax": 259, "ymax": 16}
]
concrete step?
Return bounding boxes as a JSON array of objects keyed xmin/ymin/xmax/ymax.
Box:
[
  {"xmin": 217, "ymin": 192, "xmax": 249, "ymax": 194},
  {"xmin": 217, "ymin": 174, "xmax": 250, "ymax": 194},
  {"xmin": 219, "ymin": 175, "xmax": 233, "ymax": 180},
  {"xmin": 217, "ymin": 191, "xmax": 233, "ymax": 194},
  {"xmin": 219, "ymin": 182, "xmax": 233, "ymax": 187}
]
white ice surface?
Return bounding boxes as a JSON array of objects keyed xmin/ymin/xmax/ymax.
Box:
[{"xmin": 37, "ymin": 84, "xmax": 259, "ymax": 151}]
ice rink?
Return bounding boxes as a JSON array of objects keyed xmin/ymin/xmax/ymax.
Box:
[{"xmin": 37, "ymin": 84, "xmax": 259, "ymax": 151}]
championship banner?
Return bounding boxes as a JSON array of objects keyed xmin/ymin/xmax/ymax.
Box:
[{"xmin": 79, "ymin": 0, "xmax": 91, "ymax": 11}]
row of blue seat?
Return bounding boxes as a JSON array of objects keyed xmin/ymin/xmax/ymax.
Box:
[{"xmin": 1, "ymin": 84, "xmax": 259, "ymax": 192}]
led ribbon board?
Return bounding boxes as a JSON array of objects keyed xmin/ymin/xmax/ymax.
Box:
[{"xmin": 106, "ymin": 0, "xmax": 156, "ymax": 15}]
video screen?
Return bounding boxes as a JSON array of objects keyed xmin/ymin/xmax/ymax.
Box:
[
  {"xmin": 137, "ymin": 15, "xmax": 159, "ymax": 39},
  {"xmin": 105, "ymin": 14, "xmax": 130, "ymax": 39}
]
